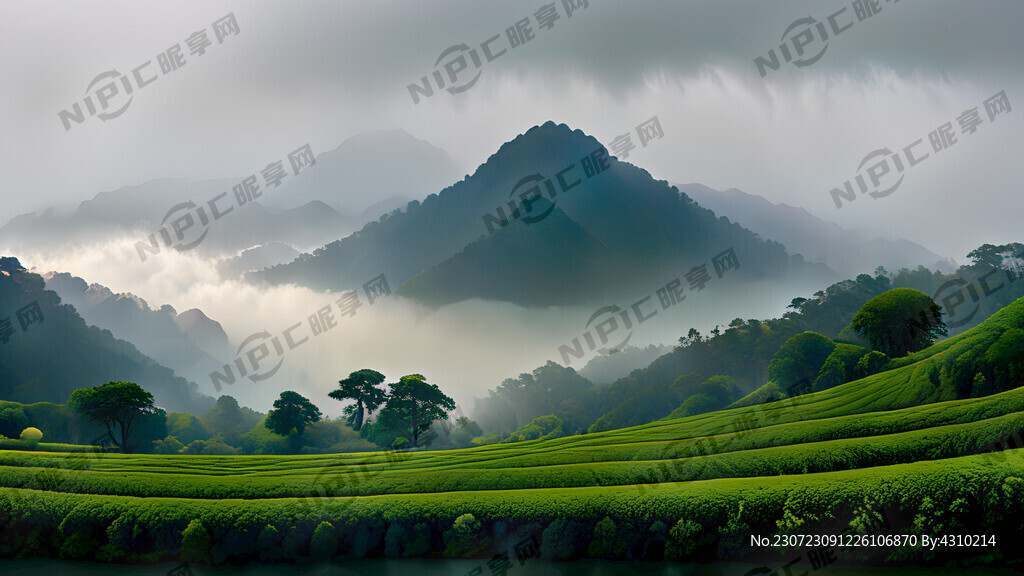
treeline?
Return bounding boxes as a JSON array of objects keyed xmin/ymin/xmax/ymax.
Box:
[{"xmin": 470, "ymin": 242, "xmax": 1024, "ymax": 436}]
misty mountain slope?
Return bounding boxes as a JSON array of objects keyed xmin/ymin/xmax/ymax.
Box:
[
  {"xmin": 174, "ymin": 308, "xmax": 231, "ymax": 360},
  {"xmin": 42, "ymin": 272, "xmax": 230, "ymax": 387},
  {"xmin": 252, "ymin": 122, "xmax": 834, "ymax": 306},
  {"xmin": 0, "ymin": 257, "xmax": 214, "ymax": 414},
  {"xmin": 216, "ymin": 242, "xmax": 302, "ymax": 279},
  {"xmin": 263, "ymin": 129, "xmax": 461, "ymax": 216},
  {"xmin": 677, "ymin": 183, "xmax": 956, "ymax": 277},
  {"xmin": 396, "ymin": 205, "xmax": 620, "ymax": 307}
]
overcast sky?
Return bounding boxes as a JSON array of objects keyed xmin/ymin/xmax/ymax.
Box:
[{"xmin": 4, "ymin": 0, "xmax": 1023, "ymax": 260}]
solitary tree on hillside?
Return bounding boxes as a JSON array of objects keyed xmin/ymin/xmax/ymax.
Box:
[
  {"xmin": 376, "ymin": 374, "xmax": 456, "ymax": 448},
  {"xmin": 265, "ymin": 391, "xmax": 322, "ymax": 452},
  {"xmin": 67, "ymin": 381, "xmax": 160, "ymax": 453},
  {"xmin": 328, "ymin": 369, "xmax": 387, "ymax": 431},
  {"xmin": 850, "ymin": 288, "xmax": 947, "ymax": 358}
]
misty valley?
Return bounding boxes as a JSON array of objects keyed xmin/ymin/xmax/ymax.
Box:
[{"xmin": 2, "ymin": 3, "xmax": 1023, "ymax": 575}]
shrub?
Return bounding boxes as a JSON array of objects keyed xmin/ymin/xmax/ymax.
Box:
[
  {"xmin": 151, "ymin": 436, "xmax": 185, "ymax": 454},
  {"xmin": 443, "ymin": 513, "xmax": 490, "ymax": 558},
  {"xmin": 405, "ymin": 523, "xmax": 431, "ymax": 557},
  {"xmin": 541, "ymin": 518, "xmax": 588, "ymax": 561},
  {"xmin": 20, "ymin": 427, "xmax": 42, "ymax": 445},
  {"xmin": 181, "ymin": 519, "xmax": 212, "ymax": 564},
  {"xmin": 717, "ymin": 502, "xmax": 750, "ymax": 559},
  {"xmin": 384, "ymin": 523, "xmax": 407, "ymax": 557},
  {"xmin": 665, "ymin": 519, "xmax": 702, "ymax": 560},
  {"xmin": 200, "ymin": 439, "xmax": 240, "ymax": 455},
  {"xmin": 587, "ymin": 516, "xmax": 617, "ymax": 558},
  {"xmin": 854, "ymin": 351, "xmax": 889, "ymax": 379},
  {"xmin": 0, "ymin": 406, "xmax": 28, "ymax": 438},
  {"xmin": 256, "ymin": 525, "xmax": 283, "ymax": 562},
  {"xmin": 311, "ymin": 521, "xmax": 338, "ymax": 560}
]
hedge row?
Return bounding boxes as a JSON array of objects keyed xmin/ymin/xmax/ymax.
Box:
[
  {"xmin": 2, "ymin": 411, "xmax": 1024, "ymax": 500},
  {"xmin": 3, "ymin": 450, "xmax": 1024, "ymax": 565}
]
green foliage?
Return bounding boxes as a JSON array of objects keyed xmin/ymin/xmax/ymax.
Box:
[
  {"xmin": 587, "ymin": 516, "xmax": 619, "ymax": 558},
  {"xmin": 256, "ymin": 525, "xmax": 283, "ymax": 562},
  {"xmin": 851, "ymin": 288, "xmax": 948, "ymax": 357},
  {"xmin": 541, "ymin": 518, "xmax": 588, "ymax": 561},
  {"xmin": 328, "ymin": 369, "xmax": 387, "ymax": 431},
  {"xmin": 166, "ymin": 413, "xmax": 212, "ymax": 445},
  {"xmin": 311, "ymin": 521, "xmax": 338, "ymax": 560},
  {"xmin": 443, "ymin": 513, "xmax": 490, "ymax": 558},
  {"xmin": 1, "ymin": 296, "xmax": 1024, "ymax": 564},
  {"xmin": 666, "ymin": 393, "xmax": 720, "ymax": 419},
  {"xmin": 384, "ymin": 522, "xmax": 407, "ymax": 557},
  {"xmin": 200, "ymin": 396, "xmax": 263, "ymax": 446},
  {"xmin": 180, "ymin": 519, "xmax": 212, "ymax": 564},
  {"xmin": 375, "ymin": 374, "xmax": 455, "ymax": 448},
  {"xmin": 20, "ymin": 427, "xmax": 42, "ymax": 444},
  {"xmin": 717, "ymin": 502, "xmax": 750, "ymax": 559},
  {"xmin": 768, "ymin": 332, "xmax": 836, "ymax": 395},
  {"xmin": 67, "ymin": 381, "xmax": 160, "ymax": 453},
  {"xmin": 0, "ymin": 405, "xmax": 29, "ymax": 439},
  {"xmin": 181, "ymin": 439, "xmax": 239, "ymax": 455},
  {"xmin": 405, "ymin": 523, "xmax": 431, "ymax": 557},
  {"xmin": 665, "ymin": 519, "xmax": 702, "ymax": 560},
  {"xmin": 240, "ymin": 416, "xmax": 291, "ymax": 455},
  {"xmin": 854, "ymin": 350, "xmax": 890, "ymax": 379},
  {"xmin": 265, "ymin": 391, "xmax": 322, "ymax": 452},
  {"xmin": 502, "ymin": 415, "xmax": 564, "ymax": 443},
  {"xmin": 813, "ymin": 354, "xmax": 846, "ymax": 392},
  {"xmin": 151, "ymin": 436, "xmax": 185, "ymax": 454}
]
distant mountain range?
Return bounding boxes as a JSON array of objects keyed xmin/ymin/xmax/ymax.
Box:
[
  {"xmin": 260, "ymin": 129, "xmax": 461, "ymax": 216},
  {"xmin": 0, "ymin": 130, "xmax": 459, "ymax": 260},
  {"xmin": 42, "ymin": 272, "xmax": 230, "ymax": 388},
  {"xmin": 0, "ymin": 257, "xmax": 214, "ymax": 414},
  {"xmin": 251, "ymin": 122, "xmax": 834, "ymax": 307},
  {"xmin": 677, "ymin": 184, "xmax": 956, "ymax": 278}
]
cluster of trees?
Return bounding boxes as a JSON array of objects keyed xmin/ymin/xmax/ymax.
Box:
[
  {"xmin": 472, "ymin": 249, "xmax": 997, "ymax": 436},
  {"xmin": 24, "ymin": 370, "xmax": 470, "ymax": 456}
]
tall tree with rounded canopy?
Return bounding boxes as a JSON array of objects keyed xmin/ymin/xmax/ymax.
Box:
[
  {"xmin": 376, "ymin": 374, "xmax": 455, "ymax": 448},
  {"xmin": 67, "ymin": 381, "xmax": 160, "ymax": 453},
  {"xmin": 328, "ymin": 369, "xmax": 387, "ymax": 431},
  {"xmin": 850, "ymin": 288, "xmax": 947, "ymax": 358},
  {"xmin": 767, "ymin": 331, "xmax": 836, "ymax": 395},
  {"xmin": 265, "ymin": 391, "xmax": 322, "ymax": 453}
]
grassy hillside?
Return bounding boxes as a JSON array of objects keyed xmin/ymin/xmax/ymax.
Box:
[{"xmin": 2, "ymin": 296, "xmax": 1024, "ymax": 566}]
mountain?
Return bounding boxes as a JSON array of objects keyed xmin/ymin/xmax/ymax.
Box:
[
  {"xmin": 260, "ymin": 129, "xmax": 461, "ymax": 215},
  {"xmin": 677, "ymin": 184, "xmax": 956, "ymax": 278},
  {"xmin": 0, "ymin": 130, "xmax": 459, "ymax": 259},
  {"xmin": 216, "ymin": 242, "xmax": 302, "ymax": 279},
  {"xmin": 40, "ymin": 271, "xmax": 229, "ymax": 392},
  {"xmin": 0, "ymin": 257, "xmax": 214, "ymax": 414},
  {"xmin": 251, "ymin": 122, "xmax": 834, "ymax": 306}
]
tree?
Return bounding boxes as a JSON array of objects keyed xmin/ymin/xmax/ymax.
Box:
[
  {"xmin": 328, "ymin": 369, "xmax": 387, "ymax": 431},
  {"xmin": 67, "ymin": 381, "xmax": 160, "ymax": 453},
  {"xmin": 166, "ymin": 412, "xmax": 212, "ymax": 445},
  {"xmin": 375, "ymin": 374, "xmax": 455, "ymax": 448},
  {"xmin": 767, "ymin": 332, "xmax": 836, "ymax": 395},
  {"xmin": 200, "ymin": 395, "xmax": 263, "ymax": 446},
  {"xmin": 0, "ymin": 405, "xmax": 28, "ymax": 439},
  {"xmin": 850, "ymin": 288, "xmax": 947, "ymax": 357},
  {"xmin": 265, "ymin": 391, "xmax": 322, "ymax": 452}
]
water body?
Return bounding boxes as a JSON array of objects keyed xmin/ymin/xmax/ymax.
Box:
[{"xmin": 0, "ymin": 560, "xmax": 1014, "ymax": 576}]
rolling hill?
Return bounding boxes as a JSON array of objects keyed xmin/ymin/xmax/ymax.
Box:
[{"xmin": 2, "ymin": 295, "xmax": 1023, "ymax": 566}]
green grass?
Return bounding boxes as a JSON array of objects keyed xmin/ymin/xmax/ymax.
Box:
[{"xmin": 1, "ymin": 295, "xmax": 1023, "ymax": 564}]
